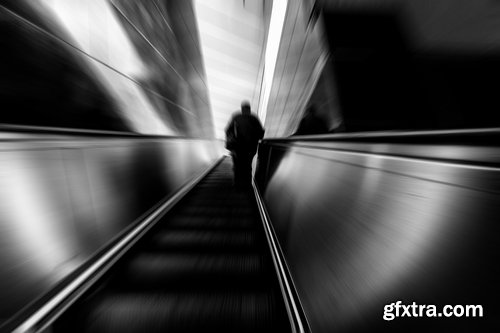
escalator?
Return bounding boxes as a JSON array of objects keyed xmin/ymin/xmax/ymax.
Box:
[{"xmin": 53, "ymin": 157, "xmax": 291, "ymax": 332}]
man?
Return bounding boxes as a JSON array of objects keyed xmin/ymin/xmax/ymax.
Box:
[
  {"xmin": 293, "ymin": 105, "xmax": 329, "ymax": 136},
  {"xmin": 225, "ymin": 101, "xmax": 265, "ymax": 188}
]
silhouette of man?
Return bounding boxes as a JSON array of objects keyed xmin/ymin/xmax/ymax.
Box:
[
  {"xmin": 293, "ymin": 105, "xmax": 328, "ymax": 135},
  {"xmin": 225, "ymin": 101, "xmax": 264, "ymax": 188}
]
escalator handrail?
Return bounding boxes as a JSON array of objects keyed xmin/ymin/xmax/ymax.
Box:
[
  {"xmin": 0, "ymin": 123, "xmax": 219, "ymax": 141},
  {"xmin": 261, "ymin": 127, "xmax": 500, "ymax": 144},
  {"xmin": 252, "ymin": 180, "xmax": 311, "ymax": 333},
  {"xmin": 9, "ymin": 156, "xmax": 224, "ymax": 333}
]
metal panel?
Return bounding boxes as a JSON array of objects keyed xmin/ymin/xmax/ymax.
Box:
[
  {"xmin": 0, "ymin": 135, "xmax": 222, "ymax": 324},
  {"xmin": 256, "ymin": 136, "xmax": 500, "ymax": 332}
]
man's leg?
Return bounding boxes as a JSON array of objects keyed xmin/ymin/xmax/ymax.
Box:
[
  {"xmin": 231, "ymin": 151, "xmax": 240, "ymax": 186},
  {"xmin": 232, "ymin": 150, "xmax": 253, "ymax": 188},
  {"xmin": 240, "ymin": 152, "xmax": 254, "ymax": 188}
]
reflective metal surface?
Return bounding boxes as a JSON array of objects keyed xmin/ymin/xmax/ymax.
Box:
[
  {"xmin": 50, "ymin": 158, "xmax": 291, "ymax": 333},
  {"xmin": 0, "ymin": 0, "xmax": 213, "ymax": 137},
  {"xmin": 256, "ymin": 135, "xmax": 500, "ymax": 332},
  {"xmin": 0, "ymin": 134, "xmax": 222, "ymax": 324},
  {"xmin": 263, "ymin": 0, "xmax": 339, "ymax": 137}
]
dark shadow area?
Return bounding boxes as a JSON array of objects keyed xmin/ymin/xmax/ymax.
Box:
[
  {"xmin": 0, "ymin": 1, "xmax": 130, "ymax": 131},
  {"xmin": 323, "ymin": 8, "xmax": 500, "ymax": 132}
]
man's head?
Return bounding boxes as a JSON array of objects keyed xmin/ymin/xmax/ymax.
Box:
[{"xmin": 241, "ymin": 101, "xmax": 251, "ymax": 115}]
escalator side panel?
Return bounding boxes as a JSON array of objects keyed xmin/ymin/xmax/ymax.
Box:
[{"xmin": 54, "ymin": 157, "xmax": 291, "ymax": 333}]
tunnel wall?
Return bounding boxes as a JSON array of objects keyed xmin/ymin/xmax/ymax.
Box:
[
  {"xmin": 263, "ymin": 0, "xmax": 343, "ymax": 137},
  {"xmin": 0, "ymin": 0, "xmax": 213, "ymax": 137},
  {"xmin": 255, "ymin": 133, "xmax": 500, "ymax": 332},
  {"xmin": 320, "ymin": 1, "xmax": 500, "ymax": 133},
  {"xmin": 0, "ymin": 134, "xmax": 222, "ymax": 325}
]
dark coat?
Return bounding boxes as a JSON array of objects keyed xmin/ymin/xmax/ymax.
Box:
[{"xmin": 225, "ymin": 113, "xmax": 264, "ymax": 154}]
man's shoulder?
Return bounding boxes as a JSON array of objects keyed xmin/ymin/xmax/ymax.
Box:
[
  {"xmin": 241, "ymin": 114, "xmax": 261, "ymax": 122},
  {"xmin": 227, "ymin": 112, "xmax": 242, "ymax": 124},
  {"xmin": 249, "ymin": 114, "xmax": 263, "ymax": 126},
  {"xmin": 233, "ymin": 113, "xmax": 263, "ymax": 128}
]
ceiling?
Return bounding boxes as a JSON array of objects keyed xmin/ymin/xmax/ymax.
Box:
[{"xmin": 194, "ymin": 0, "xmax": 267, "ymax": 138}]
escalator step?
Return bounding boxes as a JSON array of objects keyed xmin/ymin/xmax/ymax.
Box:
[
  {"xmin": 173, "ymin": 206, "xmax": 255, "ymax": 217},
  {"xmin": 165, "ymin": 215, "xmax": 255, "ymax": 229},
  {"xmin": 149, "ymin": 230, "xmax": 258, "ymax": 251},
  {"xmin": 119, "ymin": 253, "xmax": 265, "ymax": 287},
  {"xmin": 82, "ymin": 292, "xmax": 282, "ymax": 333},
  {"xmin": 53, "ymin": 158, "xmax": 290, "ymax": 333}
]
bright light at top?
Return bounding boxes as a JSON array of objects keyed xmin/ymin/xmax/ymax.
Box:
[
  {"xmin": 41, "ymin": 0, "xmax": 146, "ymax": 77},
  {"xmin": 258, "ymin": 0, "xmax": 288, "ymax": 125},
  {"xmin": 194, "ymin": 0, "xmax": 267, "ymax": 139},
  {"xmin": 39, "ymin": 0, "xmax": 175, "ymax": 135}
]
